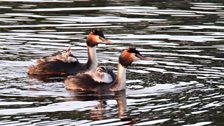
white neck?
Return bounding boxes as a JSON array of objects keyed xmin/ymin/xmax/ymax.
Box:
[
  {"xmin": 110, "ymin": 64, "xmax": 127, "ymax": 91},
  {"xmin": 87, "ymin": 46, "xmax": 98, "ymax": 71}
]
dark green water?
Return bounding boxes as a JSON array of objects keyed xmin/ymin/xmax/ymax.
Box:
[{"xmin": 0, "ymin": 0, "xmax": 224, "ymax": 125}]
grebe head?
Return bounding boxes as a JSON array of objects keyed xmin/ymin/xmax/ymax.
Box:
[
  {"xmin": 52, "ymin": 48, "xmax": 78, "ymax": 63},
  {"xmin": 86, "ymin": 29, "xmax": 111, "ymax": 47},
  {"xmin": 119, "ymin": 48, "xmax": 149, "ymax": 68},
  {"xmin": 95, "ymin": 66, "xmax": 114, "ymax": 83},
  {"xmin": 87, "ymin": 66, "xmax": 115, "ymax": 84},
  {"xmin": 61, "ymin": 48, "xmax": 78, "ymax": 63},
  {"xmin": 92, "ymin": 29, "xmax": 105, "ymax": 38},
  {"xmin": 38, "ymin": 48, "xmax": 78, "ymax": 63}
]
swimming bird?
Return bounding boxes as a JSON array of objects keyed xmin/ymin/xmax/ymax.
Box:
[
  {"xmin": 27, "ymin": 29, "xmax": 111, "ymax": 76},
  {"xmin": 64, "ymin": 48, "xmax": 149, "ymax": 92}
]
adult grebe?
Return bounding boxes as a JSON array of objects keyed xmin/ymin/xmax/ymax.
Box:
[
  {"xmin": 64, "ymin": 48, "xmax": 149, "ymax": 92},
  {"xmin": 27, "ymin": 29, "xmax": 111, "ymax": 76}
]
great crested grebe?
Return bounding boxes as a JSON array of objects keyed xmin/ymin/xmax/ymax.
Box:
[
  {"xmin": 64, "ymin": 48, "xmax": 149, "ymax": 92},
  {"xmin": 27, "ymin": 29, "xmax": 111, "ymax": 76},
  {"xmin": 36, "ymin": 48, "xmax": 78, "ymax": 64}
]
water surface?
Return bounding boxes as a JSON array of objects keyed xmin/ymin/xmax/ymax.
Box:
[{"xmin": 0, "ymin": 0, "xmax": 224, "ymax": 125}]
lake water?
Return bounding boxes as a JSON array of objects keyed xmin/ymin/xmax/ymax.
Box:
[{"xmin": 0, "ymin": 0, "xmax": 224, "ymax": 125}]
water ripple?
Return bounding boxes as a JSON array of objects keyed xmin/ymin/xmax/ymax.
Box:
[{"xmin": 0, "ymin": 0, "xmax": 224, "ymax": 125}]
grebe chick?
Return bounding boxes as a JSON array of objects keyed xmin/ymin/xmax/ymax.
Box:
[
  {"xmin": 37, "ymin": 48, "xmax": 77, "ymax": 64},
  {"xmin": 27, "ymin": 29, "xmax": 111, "ymax": 76},
  {"xmin": 86, "ymin": 66, "xmax": 116, "ymax": 84},
  {"xmin": 64, "ymin": 48, "xmax": 150, "ymax": 92}
]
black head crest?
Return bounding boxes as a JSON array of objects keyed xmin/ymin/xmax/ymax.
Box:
[
  {"xmin": 127, "ymin": 48, "xmax": 141, "ymax": 55},
  {"xmin": 92, "ymin": 29, "xmax": 105, "ymax": 38}
]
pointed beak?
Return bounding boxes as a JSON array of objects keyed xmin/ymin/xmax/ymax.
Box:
[
  {"xmin": 99, "ymin": 37, "xmax": 112, "ymax": 43},
  {"xmin": 136, "ymin": 54, "xmax": 151, "ymax": 60}
]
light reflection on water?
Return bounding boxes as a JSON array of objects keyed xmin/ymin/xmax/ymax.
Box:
[{"xmin": 0, "ymin": 0, "xmax": 224, "ymax": 125}]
